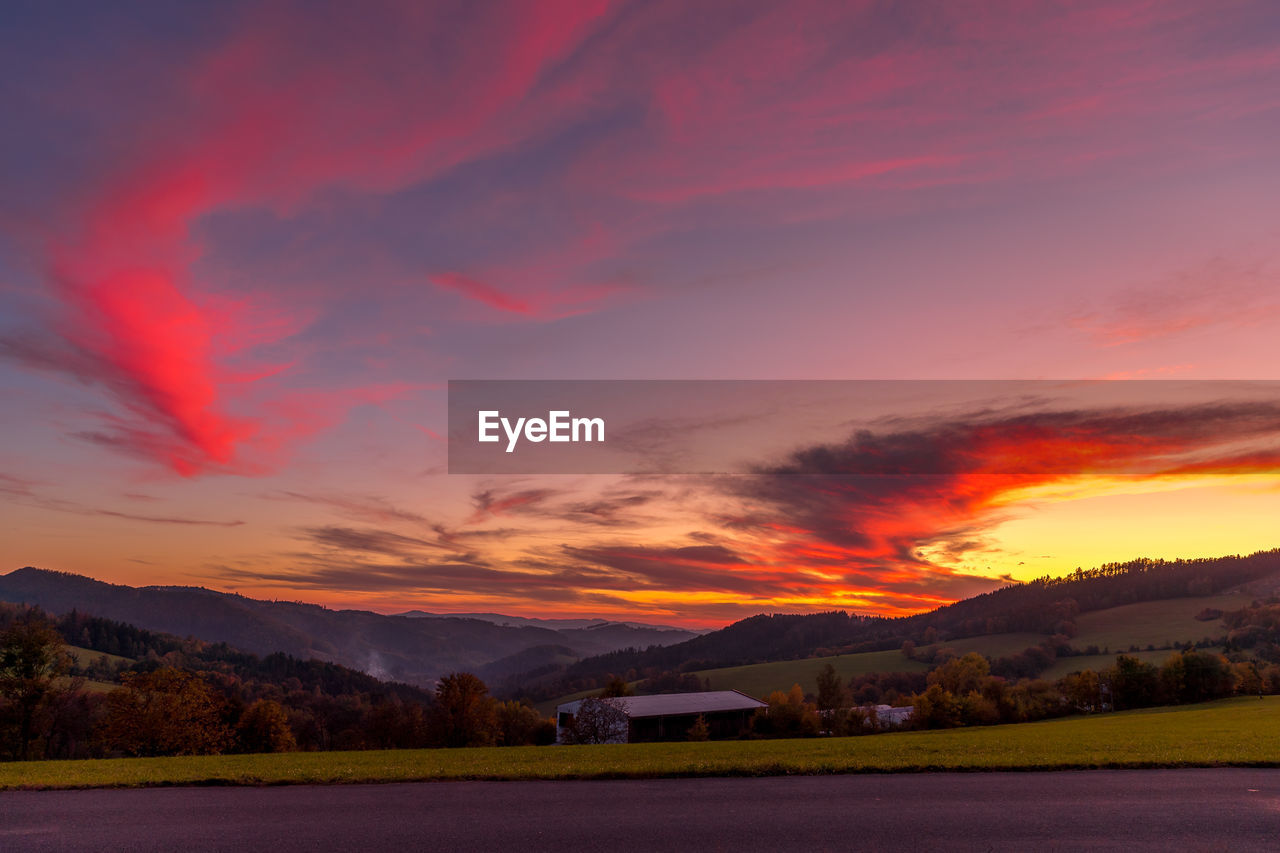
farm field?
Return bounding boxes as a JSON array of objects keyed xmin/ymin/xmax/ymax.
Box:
[
  {"xmin": 681, "ymin": 592, "xmax": 1257, "ymax": 699},
  {"xmin": 696, "ymin": 649, "xmax": 925, "ymax": 697},
  {"xmin": 541, "ymin": 592, "xmax": 1256, "ymax": 708},
  {"xmin": 4, "ymin": 697, "xmax": 1277, "ymax": 791},
  {"xmin": 1040, "ymin": 648, "xmax": 1199, "ymax": 680},
  {"xmin": 692, "ymin": 633, "xmax": 1041, "ymax": 699},
  {"xmin": 64, "ymin": 645, "xmax": 133, "ymax": 669},
  {"xmin": 1069, "ymin": 594, "xmax": 1249, "ymax": 651}
]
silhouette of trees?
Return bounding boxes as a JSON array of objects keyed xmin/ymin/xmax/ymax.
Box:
[
  {"xmin": 430, "ymin": 672, "xmax": 498, "ymax": 747},
  {"xmin": 0, "ymin": 614, "xmax": 73, "ymax": 759},
  {"xmin": 1108, "ymin": 655, "xmax": 1161, "ymax": 710},
  {"xmin": 815, "ymin": 663, "xmax": 846, "ymax": 711}
]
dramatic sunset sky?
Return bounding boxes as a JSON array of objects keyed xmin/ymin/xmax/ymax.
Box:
[{"xmin": 2, "ymin": 1, "xmax": 1279, "ymax": 626}]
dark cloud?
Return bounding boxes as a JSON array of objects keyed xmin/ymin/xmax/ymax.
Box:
[
  {"xmin": 564, "ymin": 544, "xmax": 792, "ymax": 596},
  {"xmin": 216, "ymin": 558, "xmax": 631, "ymax": 602},
  {"xmin": 463, "ymin": 481, "xmax": 669, "ymax": 529},
  {"xmin": 301, "ymin": 525, "xmax": 449, "ymax": 557}
]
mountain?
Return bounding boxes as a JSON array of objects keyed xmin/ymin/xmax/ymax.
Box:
[
  {"xmin": 530, "ymin": 549, "xmax": 1280, "ymax": 698},
  {"xmin": 396, "ymin": 609, "xmax": 704, "ymax": 634},
  {"xmin": 0, "ymin": 568, "xmax": 699, "ymax": 687}
]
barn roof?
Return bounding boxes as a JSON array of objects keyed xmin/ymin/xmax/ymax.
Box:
[{"xmin": 557, "ymin": 690, "xmax": 766, "ymax": 718}]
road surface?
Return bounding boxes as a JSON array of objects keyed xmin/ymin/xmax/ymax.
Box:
[{"xmin": 2, "ymin": 768, "xmax": 1278, "ymax": 851}]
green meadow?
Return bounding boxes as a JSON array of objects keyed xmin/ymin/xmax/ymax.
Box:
[
  {"xmin": 671, "ymin": 593, "xmax": 1247, "ymax": 700},
  {"xmin": 1069, "ymin": 594, "xmax": 1251, "ymax": 651},
  {"xmin": 4, "ymin": 696, "xmax": 1277, "ymax": 791}
]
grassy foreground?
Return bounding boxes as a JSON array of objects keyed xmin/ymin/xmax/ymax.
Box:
[{"xmin": 4, "ymin": 697, "xmax": 1278, "ymax": 791}]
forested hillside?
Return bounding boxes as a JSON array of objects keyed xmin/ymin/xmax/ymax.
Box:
[
  {"xmin": 0, "ymin": 568, "xmax": 697, "ymax": 686},
  {"xmin": 521, "ymin": 550, "xmax": 1280, "ymax": 700}
]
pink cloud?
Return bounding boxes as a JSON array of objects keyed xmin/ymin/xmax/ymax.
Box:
[{"xmin": 24, "ymin": 1, "xmax": 620, "ymax": 476}]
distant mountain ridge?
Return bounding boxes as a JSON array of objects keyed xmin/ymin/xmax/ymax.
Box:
[
  {"xmin": 534, "ymin": 549, "xmax": 1280, "ymax": 699},
  {"xmin": 0, "ymin": 567, "xmax": 701, "ymax": 687},
  {"xmin": 395, "ymin": 610, "xmax": 705, "ymax": 634}
]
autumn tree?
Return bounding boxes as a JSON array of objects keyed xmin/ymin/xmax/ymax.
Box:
[
  {"xmin": 600, "ymin": 676, "xmax": 634, "ymax": 698},
  {"xmin": 910, "ymin": 683, "xmax": 965, "ymax": 729},
  {"xmin": 101, "ymin": 667, "xmax": 231, "ymax": 756},
  {"xmin": 1058, "ymin": 670, "xmax": 1103, "ymax": 713},
  {"xmin": 1160, "ymin": 650, "xmax": 1235, "ymax": 704},
  {"xmin": 687, "ymin": 714, "xmax": 710, "ymax": 741},
  {"xmin": 755, "ymin": 684, "xmax": 820, "ymax": 737},
  {"xmin": 494, "ymin": 700, "xmax": 547, "ymax": 746},
  {"xmin": 0, "ymin": 614, "xmax": 73, "ymax": 760},
  {"xmin": 927, "ymin": 653, "xmax": 990, "ymax": 695},
  {"xmin": 429, "ymin": 672, "xmax": 498, "ymax": 747},
  {"xmin": 236, "ymin": 699, "xmax": 296, "ymax": 753},
  {"xmin": 1233, "ymin": 661, "xmax": 1264, "ymax": 697}
]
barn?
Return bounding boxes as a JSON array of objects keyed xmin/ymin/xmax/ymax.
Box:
[{"xmin": 556, "ymin": 690, "xmax": 767, "ymax": 744}]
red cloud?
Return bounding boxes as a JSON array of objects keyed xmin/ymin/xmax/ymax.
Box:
[
  {"xmin": 431, "ymin": 272, "xmax": 538, "ymax": 316},
  {"xmin": 714, "ymin": 402, "xmax": 1280, "ymax": 609},
  {"xmin": 24, "ymin": 2, "xmax": 619, "ymax": 475}
]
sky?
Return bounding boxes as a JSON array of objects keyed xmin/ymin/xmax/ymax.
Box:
[{"xmin": 2, "ymin": 0, "xmax": 1280, "ymax": 627}]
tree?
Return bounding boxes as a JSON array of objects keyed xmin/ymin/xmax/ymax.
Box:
[
  {"xmin": 1058, "ymin": 670, "xmax": 1103, "ymax": 713},
  {"xmin": 101, "ymin": 668, "xmax": 231, "ymax": 756},
  {"xmin": 1108, "ymin": 655, "xmax": 1160, "ymax": 710},
  {"xmin": 494, "ymin": 700, "xmax": 546, "ymax": 746},
  {"xmin": 687, "ymin": 714, "xmax": 709, "ymax": 741},
  {"xmin": 1233, "ymin": 661, "xmax": 1263, "ymax": 697},
  {"xmin": 910, "ymin": 683, "xmax": 964, "ymax": 729},
  {"xmin": 755, "ymin": 684, "xmax": 820, "ymax": 738},
  {"xmin": 815, "ymin": 663, "xmax": 846, "ymax": 711},
  {"xmin": 927, "ymin": 653, "xmax": 990, "ymax": 696},
  {"xmin": 236, "ymin": 699, "xmax": 296, "ymax": 753},
  {"xmin": 600, "ymin": 676, "xmax": 634, "ymax": 698},
  {"xmin": 430, "ymin": 672, "xmax": 497, "ymax": 747},
  {"xmin": 562, "ymin": 697, "xmax": 628, "ymax": 744},
  {"xmin": 0, "ymin": 614, "xmax": 73, "ymax": 760},
  {"xmin": 1161, "ymin": 650, "xmax": 1235, "ymax": 704}
]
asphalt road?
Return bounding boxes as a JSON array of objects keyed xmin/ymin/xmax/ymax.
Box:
[{"xmin": 2, "ymin": 769, "xmax": 1278, "ymax": 852}]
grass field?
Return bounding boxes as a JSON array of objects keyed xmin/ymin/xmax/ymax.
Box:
[
  {"xmin": 64, "ymin": 645, "xmax": 133, "ymax": 669},
  {"xmin": 541, "ymin": 593, "xmax": 1256, "ymax": 709},
  {"xmin": 652, "ymin": 593, "xmax": 1255, "ymax": 701},
  {"xmin": 1069, "ymin": 594, "xmax": 1250, "ymax": 651},
  {"xmin": 690, "ymin": 633, "xmax": 1043, "ymax": 699},
  {"xmin": 1040, "ymin": 647, "xmax": 1227, "ymax": 680},
  {"xmin": 4, "ymin": 697, "xmax": 1277, "ymax": 791},
  {"xmin": 695, "ymin": 649, "xmax": 927, "ymax": 698}
]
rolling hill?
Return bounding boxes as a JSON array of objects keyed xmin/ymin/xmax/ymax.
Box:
[
  {"xmin": 682, "ymin": 591, "xmax": 1254, "ymax": 698},
  {"xmin": 0, "ymin": 567, "xmax": 699, "ymax": 687},
  {"xmin": 529, "ymin": 550, "xmax": 1280, "ymax": 703}
]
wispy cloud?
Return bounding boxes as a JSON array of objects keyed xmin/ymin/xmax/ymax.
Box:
[
  {"xmin": 0, "ymin": 473, "xmax": 244, "ymax": 527},
  {"xmin": 1069, "ymin": 256, "xmax": 1279, "ymax": 345}
]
